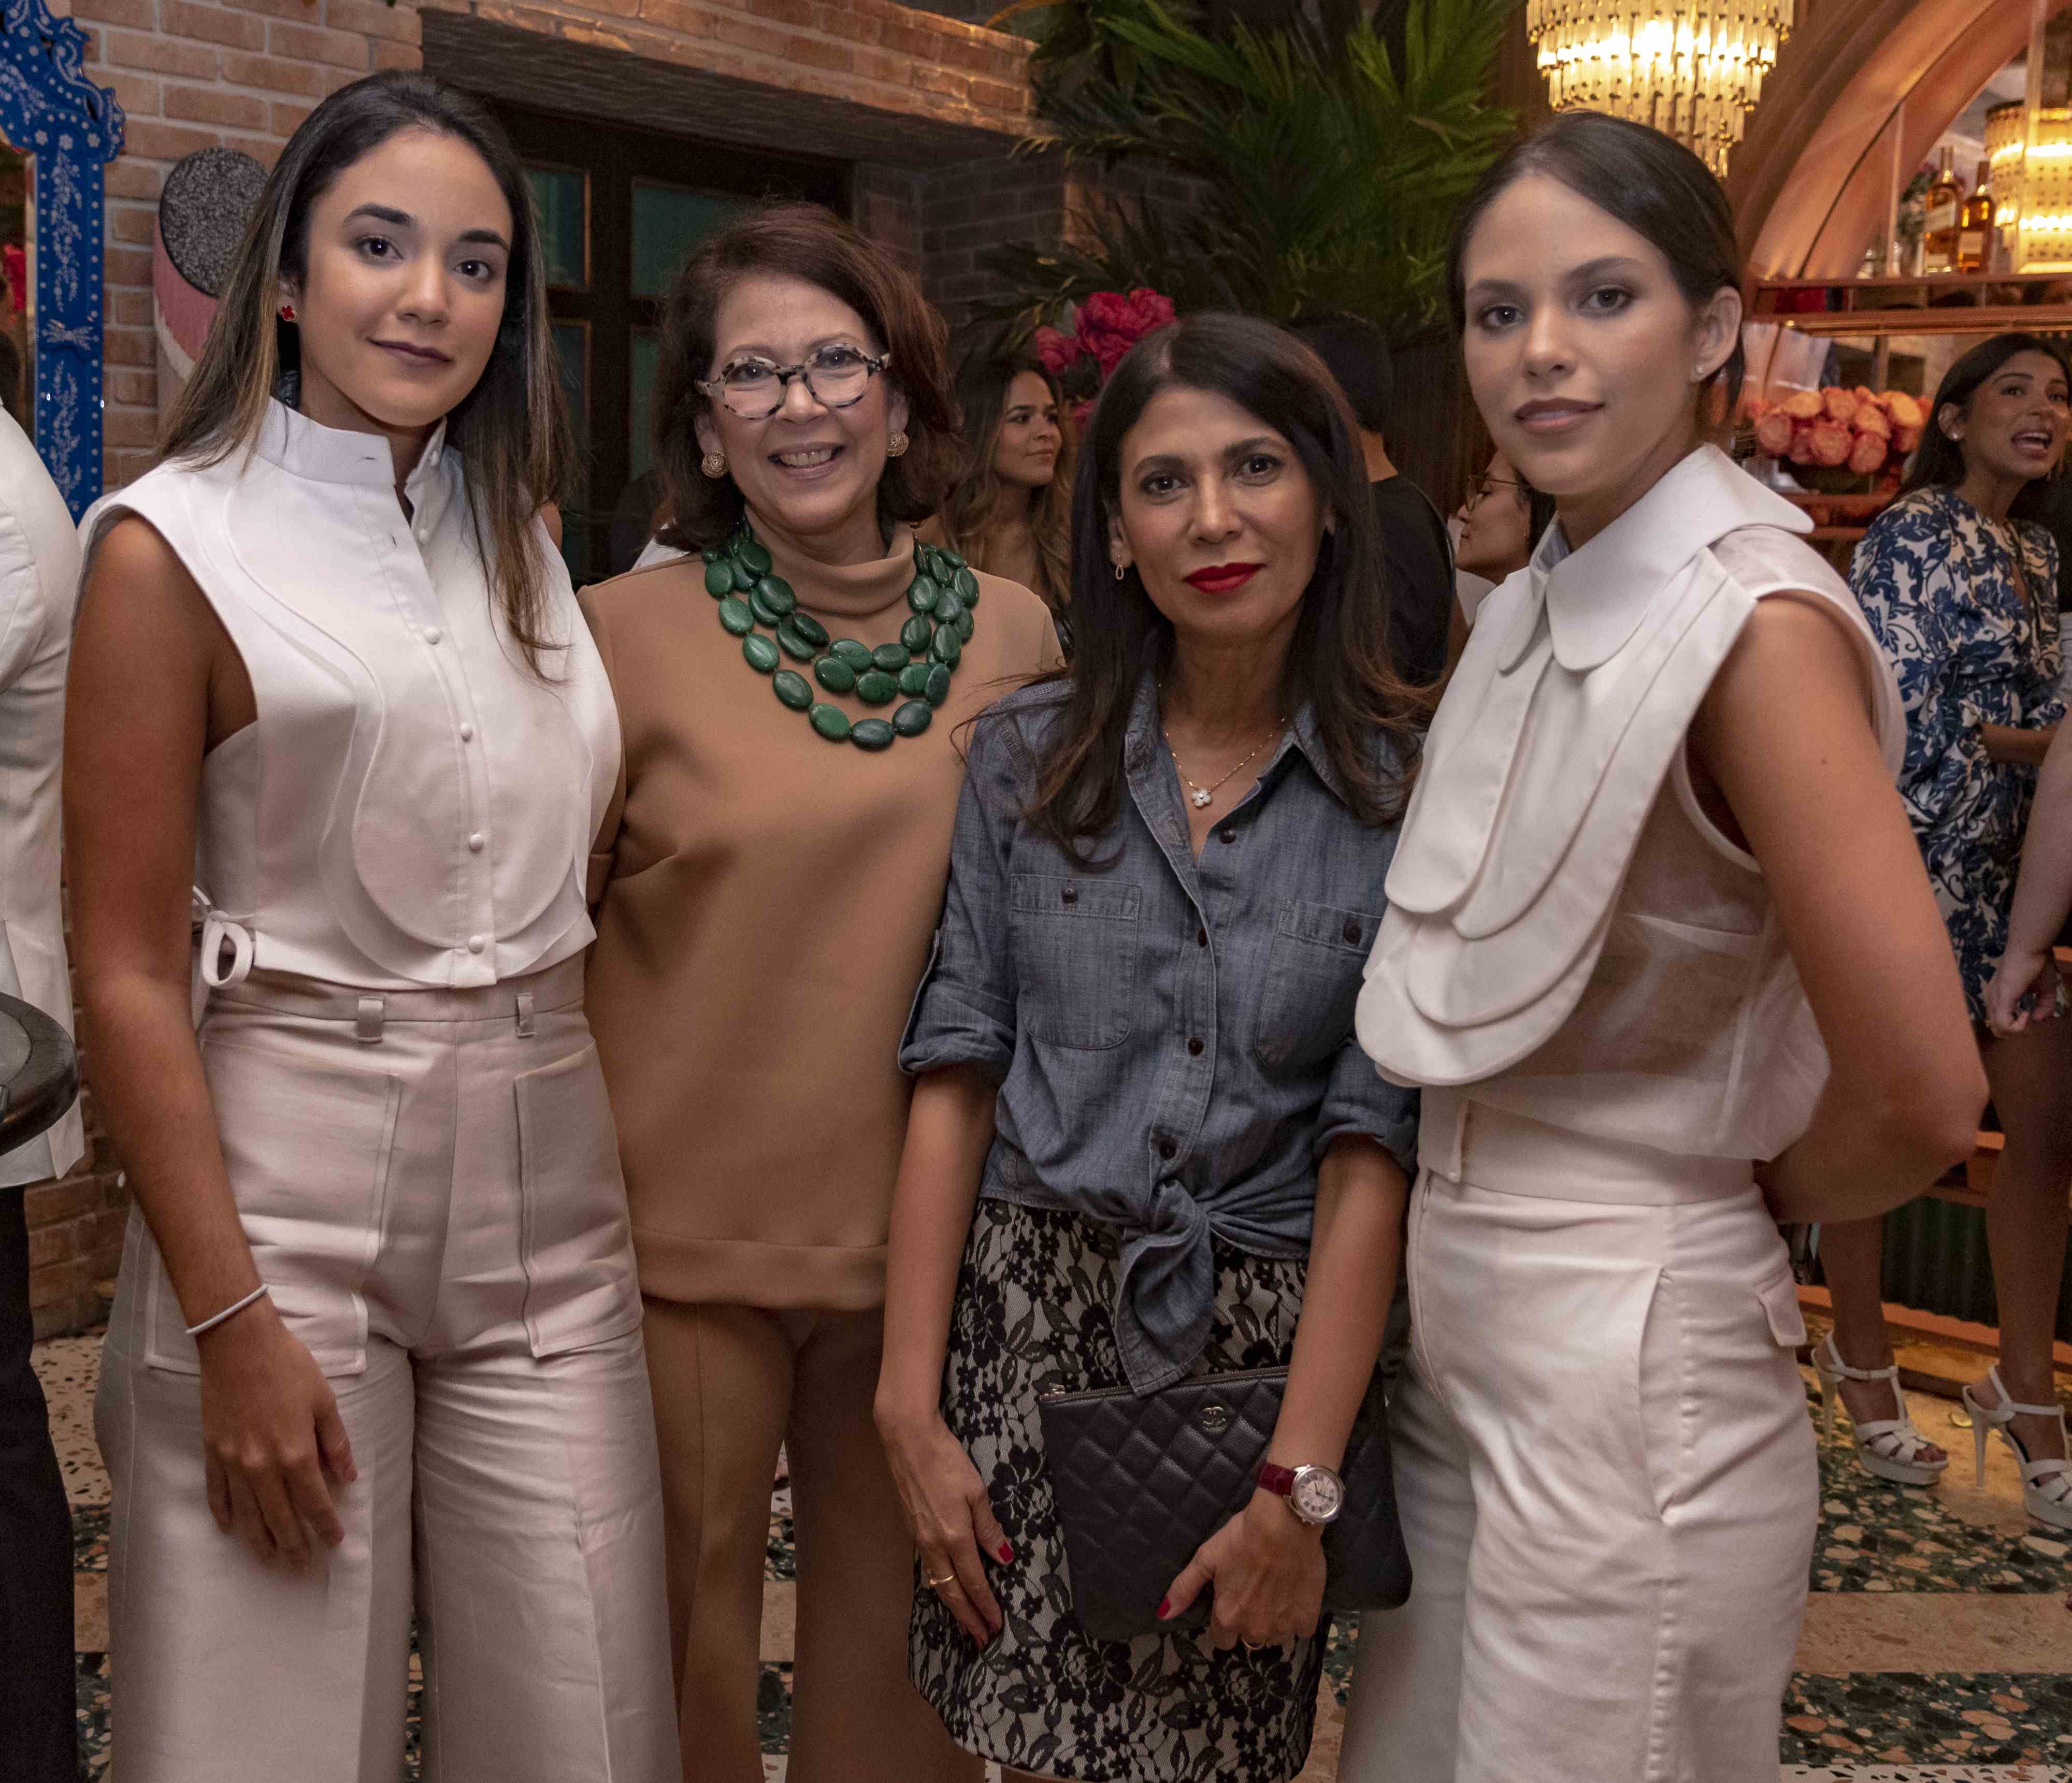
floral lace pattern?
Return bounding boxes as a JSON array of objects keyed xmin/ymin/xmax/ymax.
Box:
[{"xmin": 910, "ymin": 1199, "xmax": 1323, "ymax": 1783}]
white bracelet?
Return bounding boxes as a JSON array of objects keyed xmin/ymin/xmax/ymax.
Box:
[{"xmin": 185, "ymin": 1284, "xmax": 269, "ymax": 1338}]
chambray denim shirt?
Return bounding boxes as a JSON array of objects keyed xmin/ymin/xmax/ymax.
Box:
[{"xmin": 900, "ymin": 674, "xmax": 1420, "ymax": 1395}]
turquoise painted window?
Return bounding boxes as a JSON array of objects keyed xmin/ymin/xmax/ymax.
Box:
[
  {"xmin": 632, "ymin": 184, "xmax": 733, "ymax": 298},
  {"xmin": 526, "ymin": 166, "xmax": 587, "ymax": 291}
]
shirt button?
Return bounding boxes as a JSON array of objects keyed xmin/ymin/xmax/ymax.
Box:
[
  {"xmin": 1157, "ymin": 1137, "xmax": 1177, "ymax": 1161},
  {"xmin": 1196, "ymin": 927, "xmax": 1208, "ymax": 947},
  {"xmin": 460, "ymin": 722, "xmax": 476, "ymax": 742},
  {"xmin": 1218, "ymin": 826, "xmax": 1237, "ymax": 845},
  {"xmin": 1187, "ymin": 1037, "xmax": 1204, "ymax": 1056},
  {"xmin": 468, "ymin": 832, "xmax": 484, "ymax": 852},
  {"xmin": 467, "ymin": 934, "xmax": 486, "ymax": 954},
  {"xmin": 423, "ymin": 626, "xmax": 442, "ymax": 645},
  {"xmin": 1061, "ymin": 885, "xmax": 1078, "ymax": 906},
  {"xmin": 1343, "ymin": 918, "xmax": 1362, "ymax": 945}
]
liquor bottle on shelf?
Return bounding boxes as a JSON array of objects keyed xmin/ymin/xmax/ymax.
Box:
[
  {"xmin": 1958, "ymin": 161, "xmax": 1993, "ymax": 274},
  {"xmin": 1923, "ymin": 146, "xmax": 1962, "ymax": 274}
]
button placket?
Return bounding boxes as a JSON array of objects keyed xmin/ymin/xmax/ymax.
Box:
[{"xmin": 390, "ymin": 519, "xmax": 498, "ymax": 965}]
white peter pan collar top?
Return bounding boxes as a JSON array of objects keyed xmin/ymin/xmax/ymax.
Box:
[{"xmin": 1357, "ymin": 445, "xmax": 1904, "ymax": 1163}]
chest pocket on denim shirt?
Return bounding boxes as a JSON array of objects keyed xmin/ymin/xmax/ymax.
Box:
[
  {"xmin": 1011, "ymin": 873, "xmax": 1143, "ymax": 1050},
  {"xmin": 1254, "ymin": 898, "xmax": 1382, "ymax": 1069}
]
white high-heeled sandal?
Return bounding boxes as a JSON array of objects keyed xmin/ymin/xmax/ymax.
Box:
[
  {"xmin": 1812, "ymin": 1334, "xmax": 1949, "ymax": 1486},
  {"xmin": 1961, "ymin": 1366, "xmax": 2072, "ymax": 1532}
]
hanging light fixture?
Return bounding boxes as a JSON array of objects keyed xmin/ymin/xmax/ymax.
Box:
[{"xmin": 1527, "ymin": 2, "xmax": 1795, "ymax": 178}]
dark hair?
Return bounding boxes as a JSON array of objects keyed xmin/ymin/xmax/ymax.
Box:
[
  {"xmin": 1446, "ymin": 111, "xmax": 1745, "ymax": 418},
  {"xmin": 1025, "ymin": 312, "xmax": 1424, "ymax": 858},
  {"xmin": 653, "ymin": 204, "xmax": 960, "ymax": 554},
  {"xmin": 1905, "ymin": 332, "xmax": 2072, "ymax": 526},
  {"xmin": 1519, "ymin": 471, "xmax": 1558, "ymax": 549},
  {"xmin": 162, "ymin": 71, "xmax": 572, "ymax": 670},
  {"xmin": 1291, "ymin": 313, "xmax": 1393, "ymax": 437},
  {"xmin": 937, "ymin": 345, "xmax": 1073, "ymax": 611}
]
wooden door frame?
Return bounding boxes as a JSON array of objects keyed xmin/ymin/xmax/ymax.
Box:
[{"xmin": 488, "ymin": 103, "xmax": 850, "ymax": 574}]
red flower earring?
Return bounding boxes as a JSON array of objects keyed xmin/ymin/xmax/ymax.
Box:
[{"xmin": 278, "ymin": 302, "xmax": 297, "ymax": 323}]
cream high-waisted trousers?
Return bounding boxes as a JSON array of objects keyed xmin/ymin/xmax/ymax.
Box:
[
  {"xmin": 95, "ymin": 961, "xmax": 678, "ymax": 1783},
  {"xmin": 1341, "ymin": 1094, "xmax": 1817, "ymax": 1783}
]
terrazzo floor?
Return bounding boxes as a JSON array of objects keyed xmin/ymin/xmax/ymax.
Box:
[{"xmin": 35, "ymin": 1327, "xmax": 2072, "ymax": 1781}]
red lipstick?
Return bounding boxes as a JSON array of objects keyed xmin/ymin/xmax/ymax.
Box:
[{"xmin": 1184, "ymin": 562, "xmax": 1262, "ymax": 593}]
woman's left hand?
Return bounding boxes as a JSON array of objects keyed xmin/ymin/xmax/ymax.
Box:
[{"xmin": 1158, "ymin": 1487, "xmax": 1325, "ymax": 1651}]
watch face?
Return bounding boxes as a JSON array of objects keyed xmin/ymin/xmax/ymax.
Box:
[{"xmin": 1290, "ymin": 1467, "xmax": 1344, "ymax": 1524}]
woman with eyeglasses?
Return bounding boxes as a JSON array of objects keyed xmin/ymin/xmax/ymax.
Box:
[
  {"xmin": 1454, "ymin": 451, "xmax": 1558, "ymax": 589},
  {"xmin": 1447, "ymin": 450, "xmax": 1560, "ymax": 664},
  {"xmin": 579, "ymin": 204, "xmax": 1060, "ymax": 1783}
]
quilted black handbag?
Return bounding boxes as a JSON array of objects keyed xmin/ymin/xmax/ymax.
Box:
[{"xmin": 1036, "ymin": 1363, "xmax": 1411, "ymax": 1643}]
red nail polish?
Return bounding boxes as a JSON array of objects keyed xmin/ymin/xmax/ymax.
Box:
[
  {"xmin": 999, "ymin": 1542, "xmax": 1014, "ymax": 1562},
  {"xmin": 1157, "ymin": 1597, "xmax": 1171, "ymax": 1618}
]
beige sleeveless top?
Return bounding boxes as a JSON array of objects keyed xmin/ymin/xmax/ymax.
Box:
[{"xmin": 1356, "ymin": 446, "xmax": 1905, "ymax": 1168}]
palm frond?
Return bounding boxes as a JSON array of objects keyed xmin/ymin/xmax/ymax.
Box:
[{"xmin": 988, "ymin": 0, "xmax": 1522, "ymax": 343}]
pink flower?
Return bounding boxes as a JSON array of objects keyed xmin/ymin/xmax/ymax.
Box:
[
  {"xmin": 1033, "ymin": 325, "xmax": 1082, "ymax": 379},
  {"xmin": 1120, "ymin": 287, "xmax": 1175, "ymax": 336},
  {"xmin": 1069, "ymin": 398, "xmax": 1096, "ymax": 432},
  {"xmin": 1075, "ymin": 288, "xmax": 1176, "ymax": 378}
]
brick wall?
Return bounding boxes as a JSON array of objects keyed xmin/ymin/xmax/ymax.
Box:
[{"xmin": 69, "ymin": 0, "xmax": 1038, "ymax": 489}]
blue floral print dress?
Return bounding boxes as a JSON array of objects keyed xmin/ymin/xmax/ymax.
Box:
[{"xmin": 1852, "ymin": 485, "xmax": 2064, "ymax": 1020}]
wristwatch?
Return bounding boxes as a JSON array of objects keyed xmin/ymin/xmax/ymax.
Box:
[{"xmin": 1255, "ymin": 1460, "xmax": 1345, "ymax": 1526}]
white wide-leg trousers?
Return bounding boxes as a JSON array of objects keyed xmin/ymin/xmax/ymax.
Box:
[
  {"xmin": 1342, "ymin": 1102, "xmax": 1817, "ymax": 1783},
  {"xmin": 95, "ymin": 961, "xmax": 678, "ymax": 1783}
]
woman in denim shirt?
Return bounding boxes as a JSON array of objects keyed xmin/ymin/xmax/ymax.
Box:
[{"xmin": 875, "ymin": 313, "xmax": 1423, "ymax": 1783}]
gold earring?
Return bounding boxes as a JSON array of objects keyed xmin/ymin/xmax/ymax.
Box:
[
  {"xmin": 887, "ymin": 429, "xmax": 910, "ymax": 458},
  {"xmin": 1114, "ymin": 561, "xmax": 1128, "ymax": 581},
  {"xmin": 701, "ymin": 450, "xmax": 727, "ymax": 479}
]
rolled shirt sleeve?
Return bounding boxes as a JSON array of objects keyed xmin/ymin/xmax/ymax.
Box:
[
  {"xmin": 1314, "ymin": 1032, "xmax": 1420, "ymax": 1176},
  {"xmin": 899, "ymin": 709, "xmax": 1024, "ymax": 1081}
]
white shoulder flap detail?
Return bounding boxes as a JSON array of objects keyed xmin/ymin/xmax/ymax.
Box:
[{"xmin": 1358, "ymin": 551, "xmax": 1759, "ymax": 1088}]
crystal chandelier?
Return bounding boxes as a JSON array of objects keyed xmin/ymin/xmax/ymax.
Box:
[{"xmin": 1527, "ymin": 2, "xmax": 1795, "ymax": 178}]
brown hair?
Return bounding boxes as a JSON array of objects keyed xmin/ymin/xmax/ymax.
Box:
[
  {"xmin": 653, "ymin": 204, "xmax": 961, "ymax": 553},
  {"xmin": 1447, "ymin": 110, "xmax": 1745, "ymax": 420},
  {"xmin": 1028, "ymin": 311, "xmax": 1424, "ymax": 861},
  {"xmin": 937, "ymin": 346, "xmax": 1073, "ymax": 611},
  {"xmin": 161, "ymin": 71, "xmax": 572, "ymax": 671}
]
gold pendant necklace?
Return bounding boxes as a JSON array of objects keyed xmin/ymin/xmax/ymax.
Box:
[{"xmin": 1162, "ymin": 716, "xmax": 1285, "ymax": 809}]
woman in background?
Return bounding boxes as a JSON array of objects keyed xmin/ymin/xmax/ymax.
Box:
[
  {"xmin": 1824, "ymin": 333, "xmax": 2070, "ymax": 1530},
  {"xmin": 1447, "ymin": 447, "xmax": 1558, "ymax": 661},
  {"xmin": 923, "ymin": 346, "xmax": 1071, "ymax": 620}
]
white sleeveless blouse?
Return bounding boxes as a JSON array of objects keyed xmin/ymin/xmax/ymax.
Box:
[
  {"xmin": 81, "ymin": 401, "xmax": 619, "ymax": 992},
  {"xmin": 1357, "ymin": 446, "xmax": 1904, "ymax": 1165}
]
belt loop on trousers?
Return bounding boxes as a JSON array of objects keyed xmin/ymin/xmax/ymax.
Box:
[
  {"xmin": 515, "ymin": 990, "xmax": 536, "ymax": 1038},
  {"xmin": 355, "ymin": 995, "xmax": 386, "ymax": 1045},
  {"xmin": 1421, "ymin": 1086, "xmax": 1469, "ymax": 1181}
]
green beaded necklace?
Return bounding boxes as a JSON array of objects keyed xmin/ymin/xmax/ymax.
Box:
[{"xmin": 700, "ymin": 522, "xmax": 981, "ymax": 750}]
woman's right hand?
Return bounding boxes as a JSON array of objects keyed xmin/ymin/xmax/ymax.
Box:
[
  {"xmin": 1984, "ymin": 946, "xmax": 2061, "ymax": 1037},
  {"xmin": 875, "ymin": 1402, "xmax": 1008, "ymax": 1646},
  {"xmin": 195, "ymin": 1295, "xmax": 357, "ymax": 1568}
]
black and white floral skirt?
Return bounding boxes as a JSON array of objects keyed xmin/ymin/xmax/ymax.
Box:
[{"xmin": 910, "ymin": 1198, "xmax": 1325, "ymax": 1783}]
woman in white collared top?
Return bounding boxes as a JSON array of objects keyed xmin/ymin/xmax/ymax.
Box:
[
  {"xmin": 65, "ymin": 73, "xmax": 674, "ymax": 1781},
  {"xmin": 1340, "ymin": 114, "xmax": 1986, "ymax": 1782}
]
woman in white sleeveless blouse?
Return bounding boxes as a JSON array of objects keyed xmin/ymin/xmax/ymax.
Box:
[
  {"xmin": 64, "ymin": 75, "xmax": 674, "ymax": 1781},
  {"xmin": 1341, "ymin": 115, "xmax": 1984, "ymax": 1782}
]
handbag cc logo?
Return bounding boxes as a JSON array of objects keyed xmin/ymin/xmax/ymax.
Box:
[{"xmin": 1198, "ymin": 1403, "xmax": 1230, "ymax": 1434}]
